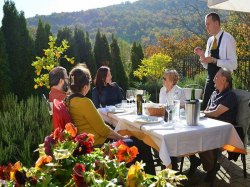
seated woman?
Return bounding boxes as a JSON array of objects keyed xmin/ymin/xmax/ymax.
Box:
[
  {"xmin": 92, "ymin": 66, "xmax": 124, "ymax": 108},
  {"xmin": 68, "ymin": 64, "xmax": 155, "ymax": 175},
  {"xmin": 159, "ymin": 69, "xmax": 186, "ymax": 108}
]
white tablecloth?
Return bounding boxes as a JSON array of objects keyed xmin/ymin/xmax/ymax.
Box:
[{"xmin": 98, "ymin": 108, "xmax": 245, "ymax": 167}]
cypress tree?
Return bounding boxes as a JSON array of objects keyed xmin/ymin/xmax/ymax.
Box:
[
  {"xmin": 93, "ymin": 29, "xmax": 115, "ymax": 80},
  {"xmin": 110, "ymin": 34, "xmax": 128, "ymax": 90},
  {"xmin": 0, "ymin": 29, "xmax": 11, "ymax": 108},
  {"xmin": 35, "ymin": 18, "xmax": 52, "ymax": 57},
  {"xmin": 85, "ymin": 31, "xmax": 96, "ymax": 78},
  {"xmin": 56, "ymin": 26, "xmax": 76, "ymax": 73},
  {"xmin": 2, "ymin": 1, "xmax": 36, "ymax": 100},
  {"xmin": 129, "ymin": 40, "xmax": 144, "ymax": 86}
]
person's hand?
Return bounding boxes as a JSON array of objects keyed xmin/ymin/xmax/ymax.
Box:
[
  {"xmin": 122, "ymin": 135, "xmax": 129, "ymax": 139},
  {"xmin": 199, "ymin": 57, "xmax": 214, "ymax": 64},
  {"xmin": 194, "ymin": 47, "xmax": 205, "ymax": 59}
]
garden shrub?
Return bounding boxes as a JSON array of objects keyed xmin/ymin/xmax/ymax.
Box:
[{"xmin": 0, "ymin": 93, "xmax": 52, "ymax": 167}]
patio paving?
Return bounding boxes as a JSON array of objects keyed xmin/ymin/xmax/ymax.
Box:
[{"xmin": 155, "ymin": 136, "xmax": 250, "ymax": 187}]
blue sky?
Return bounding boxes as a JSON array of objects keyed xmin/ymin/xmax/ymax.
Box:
[{"xmin": 0, "ymin": 0, "xmax": 138, "ymax": 26}]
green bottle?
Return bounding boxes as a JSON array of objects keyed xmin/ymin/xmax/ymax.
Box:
[{"xmin": 191, "ymin": 88, "xmax": 196, "ymax": 102}]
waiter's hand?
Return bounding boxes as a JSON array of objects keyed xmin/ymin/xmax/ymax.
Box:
[
  {"xmin": 194, "ymin": 47, "xmax": 205, "ymax": 59},
  {"xmin": 199, "ymin": 57, "xmax": 214, "ymax": 64}
]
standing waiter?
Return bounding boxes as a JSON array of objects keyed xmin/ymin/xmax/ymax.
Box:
[{"xmin": 194, "ymin": 12, "xmax": 237, "ymax": 110}]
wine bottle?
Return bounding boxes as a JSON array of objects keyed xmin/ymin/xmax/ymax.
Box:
[
  {"xmin": 137, "ymin": 94, "xmax": 142, "ymax": 115},
  {"xmin": 191, "ymin": 88, "xmax": 196, "ymax": 102}
]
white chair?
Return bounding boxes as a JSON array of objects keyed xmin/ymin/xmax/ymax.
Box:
[
  {"xmin": 43, "ymin": 94, "xmax": 53, "ymax": 115},
  {"xmin": 183, "ymin": 84, "xmax": 204, "ymax": 100}
]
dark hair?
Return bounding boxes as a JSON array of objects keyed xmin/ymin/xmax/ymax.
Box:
[
  {"xmin": 220, "ymin": 68, "xmax": 232, "ymax": 83},
  {"xmin": 69, "ymin": 64, "xmax": 91, "ymax": 93},
  {"xmin": 94, "ymin": 66, "xmax": 110, "ymax": 94},
  {"xmin": 206, "ymin": 12, "xmax": 221, "ymax": 26},
  {"xmin": 49, "ymin": 66, "xmax": 66, "ymax": 87}
]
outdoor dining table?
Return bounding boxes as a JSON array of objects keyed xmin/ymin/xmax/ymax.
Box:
[{"xmin": 98, "ymin": 108, "xmax": 247, "ymax": 169}]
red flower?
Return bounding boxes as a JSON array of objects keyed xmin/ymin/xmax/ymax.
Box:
[
  {"xmin": 0, "ymin": 163, "xmax": 12, "ymax": 180},
  {"xmin": 65, "ymin": 123, "xmax": 77, "ymax": 137},
  {"xmin": 73, "ymin": 164, "xmax": 87, "ymax": 187},
  {"xmin": 112, "ymin": 140, "xmax": 127, "ymax": 147},
  {"xmin": 73, "ymin": 141, "xmax": 94, "ymax": 157}
]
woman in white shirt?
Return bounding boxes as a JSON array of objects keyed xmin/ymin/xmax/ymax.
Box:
[{"xmin": 159, "ymin": 69, "xmax": 186, "ymax": 108}]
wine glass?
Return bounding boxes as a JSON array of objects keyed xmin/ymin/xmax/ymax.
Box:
[
  {"xmin": 126, "ymin": 90, "xmax": 133, "ymax": 106},
  {"xmin": 142, "ymin": 90, "xmax": 147, "ymax": 103}
]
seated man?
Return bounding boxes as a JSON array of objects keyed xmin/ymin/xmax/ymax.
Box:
[
  {"xmin": 188, "ymin": 68, "xmax": 237, "ymax": 182},
  {"xmin": 49, "ymin": 66, "xmax": 69, "ymax": 102}
]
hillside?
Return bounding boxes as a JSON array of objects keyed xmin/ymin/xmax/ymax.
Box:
[{"xmin": 26, "ymin": 0, "xmax": 228, "ymax": 44}]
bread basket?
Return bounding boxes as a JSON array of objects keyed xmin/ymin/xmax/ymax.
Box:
[{"xmin": 148, "ymin": 107, "xmax": 165, "ymax": 117}]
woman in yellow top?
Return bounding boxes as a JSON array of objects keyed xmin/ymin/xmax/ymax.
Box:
[
  {"xmin": 68, "ymin": 64, "xmax": 128, "ymax": 146},
  {"xmin": 68, "ymin": 64, "xmax": 156, "ymax": 175}
]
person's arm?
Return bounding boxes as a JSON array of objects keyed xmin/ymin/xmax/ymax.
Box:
[
  {"xmin": 114, "ymin": 83, "xmax": 124, "ymax": 103},
  {"xmin": 204, "ymin": 104, "xmax": 229, "ymax": 118},
  {"xmin": 92, "ymin": 87, "xmax": 100, "ymax": 108},
  {"xmin": 216, "ymin": 35, "xmax": 237, "ymax": 70},
  {"xmin": 108, "ymin": 127, "xmax": 129, "ymax": 140}
]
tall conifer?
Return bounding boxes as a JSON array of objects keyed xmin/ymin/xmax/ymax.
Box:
[{"xmin": 110, "ymin": 34, "xmax": 128, "ymax": 90}]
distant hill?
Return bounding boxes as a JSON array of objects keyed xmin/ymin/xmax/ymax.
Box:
[{"xmin": 26, "ymin": 0, "xmax": 228, "ymax": 45}]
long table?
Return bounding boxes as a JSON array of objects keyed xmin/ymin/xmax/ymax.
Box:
[{"xmin": 98, "ymin": 108, "xmax": 246, "ymax": 168}]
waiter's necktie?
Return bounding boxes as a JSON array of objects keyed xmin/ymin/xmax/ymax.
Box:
[{"xmin": 211, "ymin": 37, "xmax": 217, "ymax": 50}]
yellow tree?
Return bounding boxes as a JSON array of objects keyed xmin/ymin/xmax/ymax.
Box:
[
  {"xmin": 134, "ymin": 53, "xmax": 172, "ymax": 102},
  {"xmin": 32, "ymin": 36, "xmax": 74, "ymax": 89}
]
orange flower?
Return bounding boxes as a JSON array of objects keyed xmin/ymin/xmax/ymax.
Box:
[
  {"xmin": 39, "ymin": 82, "xmax": 44, "ymax": 87},
  {"xmin": 35, "ymin": 156, "xmax": 52, "ymax": 170},
  {"xmin": 65, "ymin": 123, "xmax": 77, "ymax": 137},
  {"xmin": 71, "ymin": 60, "xmax": 74, "ymax": 64},
  {"xmin": 87, "ymin": 133, "xmax": 95, "ymax": 144},
  {"xmin": 117, "ymin": 145, "xmax": 138, "ymax": 163},
  {"xmin": 158, "ymin": 71, "xmax": 161, "ymax": 75},
  {"xmin": 56, "ymin": 53, "xmax": 60, "ymax": 58},
  {"xmin": 34, "ymin": 84, "xmax": 38, "ymax": 89},
  {"xmin": 47, "ymin": 85, "xmax": 50, "ymax": 89},
  {"xmin": 10, "ymin": 161, "xmax": 21, "ymax": 180},
  {"xmin": 36, "ymin": 71, "xmax": 40, "ymax": 76}
]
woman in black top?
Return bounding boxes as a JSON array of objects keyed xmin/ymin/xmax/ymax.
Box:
[{"xmin": 92, "ymin": 66, "xmax": 124, "ymax": 108}]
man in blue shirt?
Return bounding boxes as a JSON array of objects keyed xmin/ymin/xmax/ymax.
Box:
[{"xmin": 188, "ymin": 68, "xmax": 237, "ymax": 182}]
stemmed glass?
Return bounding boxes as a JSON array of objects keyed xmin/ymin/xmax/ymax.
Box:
[
  {"xmin": 126, "ymin": 90, "xmax": 133, "ymax": 106},
  {"xmin": 142, "ymin": 90, "xmax": 147, "ymax": 103},
  {"xmin": 165, "ymin": 93, "xmax": 173, "ymax": 122}
]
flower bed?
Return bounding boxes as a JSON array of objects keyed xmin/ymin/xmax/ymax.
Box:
[{"xmin": 0, "ymin": 123, "xmax": 187, "ymax": 186}]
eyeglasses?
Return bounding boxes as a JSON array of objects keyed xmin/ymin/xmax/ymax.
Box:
[
  {"xmin": 163, "ymin": 77, "xmax": 167, "ymax": 81},
  {"xmin": 89, "ymin": 80, "xmax": 93, "ymax": 84}
]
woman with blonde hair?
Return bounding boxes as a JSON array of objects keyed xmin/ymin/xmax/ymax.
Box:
[{"xmin": 159, "ymin": 69, "xmax": 186, "ymax": 108}]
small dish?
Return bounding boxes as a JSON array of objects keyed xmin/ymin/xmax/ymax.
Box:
[{"xmin": 134, "ymin": 116, "xmax": 163, "ymax": 124}]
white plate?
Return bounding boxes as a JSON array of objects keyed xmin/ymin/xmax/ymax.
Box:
[
  {"xmin": 135, "ymin": 116, "xmax": 163, "ymax": 124},
  {"xmin": 115, "ymin": 103, "xmax": 135, "ymax": 108},
  {"xmin": 108, "ymin": 109, "xmax": 126, "ymax": 113},
  {"xmin": 180, "ymin": 112, "xmax": 205, "ymax": 118}
]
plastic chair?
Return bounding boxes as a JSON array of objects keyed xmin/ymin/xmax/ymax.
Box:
[
  {"xmin": 183, "ymin": 84, "xmax": 204, "ymax": 100},
  {"xmin": 53, "ymin": 99, "xmax": 73, "ymax": 132},
  {"xmin": 43, "ymin": 94, "xmax": 53, "ymax": 115}
]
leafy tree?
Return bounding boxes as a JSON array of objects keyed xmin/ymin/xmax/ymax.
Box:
[
  {"xmin": 56, "ymin": 26, "xmax": 76, "ymax": 73},
  {"xmin": 134, "ymin": 53, "xmax": 172, "ymax": 102},
  {"xmin": 32, "ymin": 36, "xmax": 74, "ymax": 89},
  {"xmin": 110, "ymin": 34, "xmax": 128, "ymax": 90},
  {"xmin": 129, "ymin": 40, "xmax": 144, "ymax": 86},
  {"xmin": 35, "ymin": 18, "xmax": 52, "ymax": 57},
  {"xmin": 0, "ymin": 29, "xmax": 10, "ymax": 108},
  {"xmin": 2, "ymin": 0, "xmax": 36, "ymax": 100}
]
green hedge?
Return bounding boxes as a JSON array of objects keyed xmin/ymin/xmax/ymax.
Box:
[{"xmin": 0, "ymin": 93, "xmax": 53, "ymax": 167}]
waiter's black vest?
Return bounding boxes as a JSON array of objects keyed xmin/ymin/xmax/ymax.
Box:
[{"xmin": 207, "ymin": 32, "xmax": 224, "ymax": 80}]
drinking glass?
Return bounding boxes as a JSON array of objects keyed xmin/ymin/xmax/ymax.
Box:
[
  {"xmin": 126, "ymin": 90, "xmax": 133, "ymax": 105},
  {"xmin": 142, "ymin": 90, "xmax": 147, "ymax": 103}
]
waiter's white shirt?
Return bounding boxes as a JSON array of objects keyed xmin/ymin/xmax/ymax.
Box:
[
  {"xmin": 203, "ymin": 29, "xmax": 237, "ymax": 73},
  {"xmin": 159, "ymin": 85, "xmax": 186, "ymax": 107}
]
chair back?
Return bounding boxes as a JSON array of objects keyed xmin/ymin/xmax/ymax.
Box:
[
  {"xmin": 43, "ymin": 94, "xmax": 53, "ymax": 115},
  {"xmin": 53, "ymin": 99, "xmax": 73, "ymax": 132},
  {"xmin": 232, "ymin": 89, "xmax": 250, "ymax": 146},
  {"xmin": 183, "ymin": 84, "xmax": 204, "ymax": 100}
]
